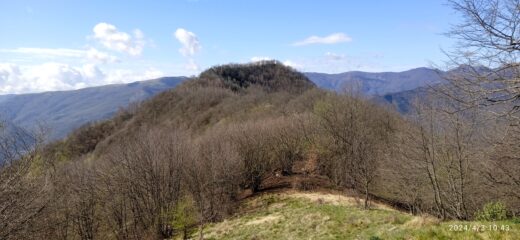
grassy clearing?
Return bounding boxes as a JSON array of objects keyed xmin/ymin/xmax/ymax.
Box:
[{"xmin": 197, "ymin": 191, "xmax": 520, "ymax": 240}]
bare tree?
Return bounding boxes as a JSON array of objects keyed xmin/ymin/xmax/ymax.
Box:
[
  {"xmin": 400, "ymin": 95, "xmax": 485, "ymax": 219},
  {"xmin": 0, "ymin": 121, "xmax": 50, "ymax": 239},
  {"xmin": 100, "ymin": 127, "xmax": 188, "ymax": 239},
  {"xmin": 443, "ymin": 0, "xmax": 520, "ymax": 217},
  {"xmin": 67, "ymin": 161, "xmax": 100, "ymax": 240},
  {"xmin": 315, "ymin": 93, "xmax": 393, "ymax": 209},
  {"xmin": 411, "ymin": 102, "xmax": 447, "ymax": 219},
  {"xmin": 230, "ymin": 121, "xmax": 273, "ymax": 193},
  {"xmin": 482, "ymin": 125, "xmax": 520, "ymax": 215},
  {"xmin": 184, "ymin": 128, "xmax": 242, "ymax": 240},
  {"xmin": 444, "ymin": 0, "xmax": 520, "ymax": 120}
]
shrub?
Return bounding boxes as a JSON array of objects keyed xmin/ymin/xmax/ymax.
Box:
[
  {"xmin": 172, "ymin": 195, "xmax": 198, "ymax": 239},
  {"xmin": 475, "ymin": 202, "xmax": 508, "ymax": 221}
]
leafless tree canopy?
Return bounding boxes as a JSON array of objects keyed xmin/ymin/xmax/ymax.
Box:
[
  {"xmin": 1, "ymin": 60, "xmax": 520, "ymax": 239},
  {"xmin": 0, "ymin": 122, "xmax": 50, "ymax": 240},
  {"xmin": 445, "ymin": 0, "xmax": 520, "ymax": 119}
]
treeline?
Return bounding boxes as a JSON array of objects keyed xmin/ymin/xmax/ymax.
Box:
[{"xmin": 0, "ymin": 61, "xmax": 519, "ymax": 239}]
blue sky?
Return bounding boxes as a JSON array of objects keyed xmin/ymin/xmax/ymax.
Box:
[{"xmin": 0, "ymin": 0, "xmax": 458, "ymax": 94}]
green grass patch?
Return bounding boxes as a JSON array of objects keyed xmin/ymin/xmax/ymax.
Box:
[{"xmin": 197, "ymin": 192, "xmax": 520, "ymax": 240}]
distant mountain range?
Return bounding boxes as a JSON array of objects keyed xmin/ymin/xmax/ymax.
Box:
[
  {"xmin": 0, "ymin": 77, "xmax": 186, "ymax": 140},
  {"xmin": 0, "ymin": 95, "xmax": 14, "ymax": 103},
  {"xmin": 0, "ymin": 68, "xmax": 445, "ymax": 141},
  {"xmin": 375, "ymin": 86, "xmax": 430, "ymax": 113},
  {"xmin": 305, "ymin": 67, "xmax": 444, "ymax": 95}
]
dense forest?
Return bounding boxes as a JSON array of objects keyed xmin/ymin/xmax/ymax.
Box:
[
  {"xmin": 3, "ymin": 0, "xmax": 520, "ymax": 238},
  {"xmin": 1, "ymin": 59, "xmax": 519, "ymax": 239}
]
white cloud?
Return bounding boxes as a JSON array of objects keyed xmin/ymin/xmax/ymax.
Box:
[
  {"xmin": 174, "ymin": 28, "xmax": 201, "ymax": 73},
  {"xmin": 142, "ymin": 68, "xmax": 165, "ymax": 80},
  {"xmin": 250, "ymin": 56, "xmax": 272, "ymax": 62},
  {"xmin": 325, "ymin": 52, "xmax": 345, "ymax": 60},
  {"xmin": 285, "ymin": 54, "xmax": 399, "ymax": 73},
  {"xmin": 93, "ymin": 22, "xmax": 145, "ymax": 56},
  {"xmin": 80, "ymin": 64, "xmax": 105, "ymax": 82},
  {"xmin": 86, "ymin": 48, "xmax": 120, "ymax": 63},
  {"xmin": 0, "ymin": 48, "xmax": 85, "ymax": 58},
  {"xmin": 0, "ymin": 47, "xmax": 119, "ymax": 64},
  {"xmin": 0, "ymin": 23, "xmax": 168, "ymax": 95},
  {"xmin": 248, "ymin": 57, "xmax": 302, "ymax": 70},
  {"xmin": 174, "ymin": 28, "xmax": 201, "ymax": 57},
  {"xmin": 283, "ymin": 60, "xmax": 304, "ymax": 70},
  {"xmin": 0, "ymin": 63, "xmax": 22, "ymax": 93},
  {"xmin": 184, "ymin": 59, "xmax": 199, "ymax": 71},
  {"xmin": 104, "ymin": 67, "xmax": 164, "ymax": 84},
  {"xmin": 0, "ymin": 63, "xmax": 96, "ymax": 93},
  {"xmin": 0, "ymin": 62, "xmax": 165, "ymax": 94},
  {"xmin": 292, "ymin": 33, "xmax": 352, "ymax": 46}
]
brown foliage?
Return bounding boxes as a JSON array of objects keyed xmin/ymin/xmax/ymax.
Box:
[{"xmin": 3, "ymin": 61, "xmax": 520, "ymax": 239}]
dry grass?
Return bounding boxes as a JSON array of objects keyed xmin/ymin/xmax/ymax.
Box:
[
  {"xmin": 197, "ymin": 191, "xmax": 520, "ymax": 240},
  {"xmin": 245, "ymin": 214, "xmax": 282, "ymax": 226},
  {"xmin": 288, "ymin": 191, "xmax": 395, "ymax": 211}
]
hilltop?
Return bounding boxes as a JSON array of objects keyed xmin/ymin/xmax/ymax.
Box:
[
  {"xmin": 199, "ymin": 61, "xmax": 315, "ymax": 93},
  {"xmin": 2, "ymin": 62, "xmax": 519, "ymax": 240},
  {"xmin": 0, "ymin": 65, "xmax": 447, "ymax": 141}
]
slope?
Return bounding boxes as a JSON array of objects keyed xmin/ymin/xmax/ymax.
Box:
[
  {"xmin": 200, "ymin": 191, "xmax": 519, "ymax": 240},
  {"xmin": 10, "ymin": 61, "xmax": 517, "ymax": 239},
  {"xmin": 0, "ymin": 76, "xmax": 186, "ymax": 140},
  {"xmin": 0, "ymin": 66, "xmax": 447, "ymax": 141}
]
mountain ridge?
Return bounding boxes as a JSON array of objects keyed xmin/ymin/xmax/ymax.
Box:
[
  {"xmin": 0, "ymin": 66, "xmax": 443, "ymax": 140},
  {"xmin": 4, "ymin": 62, "xmax": 518, "ymax": 239},
  {"xmin": 305, "ymin": 67, "xmax": 444, "ymax": 95},
  {"xmin": 0, "ymin": 76, "xmax": 186, "ymax": 140}
]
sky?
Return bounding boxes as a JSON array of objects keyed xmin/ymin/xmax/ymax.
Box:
[{"xmin": 0, "ymin": 0, "xmax": 459, "ymax": 94}]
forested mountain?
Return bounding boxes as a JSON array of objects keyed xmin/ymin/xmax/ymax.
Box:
[
  {"xmin": 305, "ymin": 67, "xmax": 444, "ymax": 95},
  {"xmin": 0, "ymin": 67, "xmax": 445, "ymax": 141},
  {"xmin": 375, "ymin": 87, "xmax": 429, "ymax": 113},
  {"xmin": 0, "ymin": 77, "xmax": 186, "ymax": 140},
  {"xmin": 0, "ymin": 94, "xmax": 14, "ymax": 103},
  {"xmin": 2, "ymin": 61, "xmax": 518, "ymax": 239},
  {"xmin": 4, "ymin": 0, "xmax": 520, "ymax": 238}
]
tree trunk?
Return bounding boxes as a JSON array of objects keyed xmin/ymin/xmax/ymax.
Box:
[
  {"xmin": 183, "ymin": 227, "xmax": 188, "ymax": 240},
  {"xmin": 199, "ymin": 223, "xmax": 204, "ymax": 240},
  {"xmin": 364, "ymin": 184, "xmax": 369, "ymax": 209}
]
